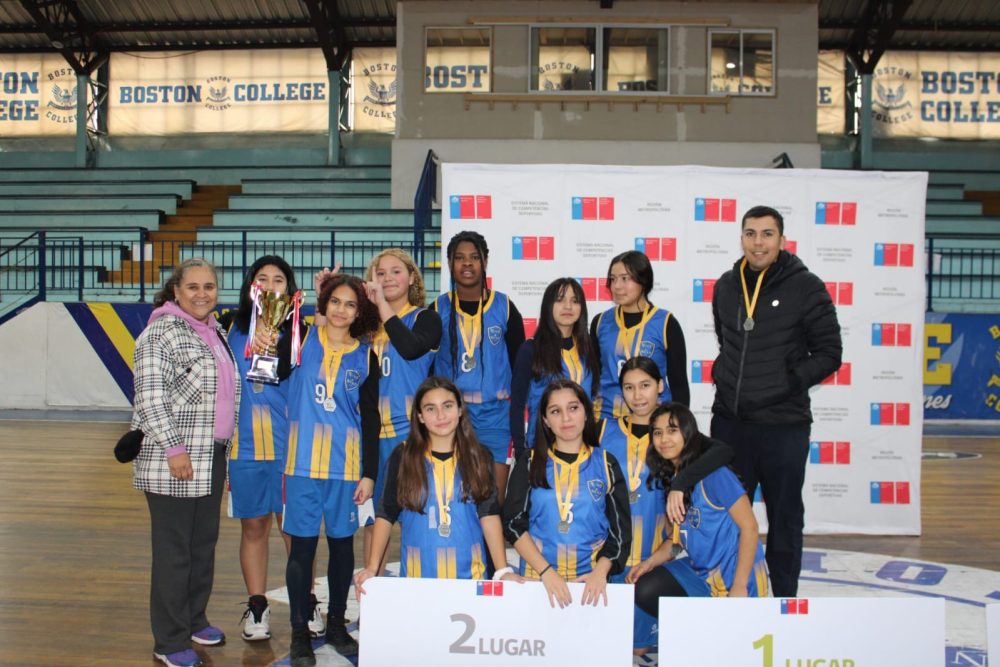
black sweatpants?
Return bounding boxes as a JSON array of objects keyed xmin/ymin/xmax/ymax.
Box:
[
  {"xmin": 145, "ymin": 442, "xmax": 227, "ymax": 654},
  {"xmin": 711, "ymin": 414, "xmax": 810, "ymax": 597}
]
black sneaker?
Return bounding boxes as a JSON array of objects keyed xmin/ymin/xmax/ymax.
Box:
[
  {"xmin": 289, "ymin": 627, "xmax": 316, "ymax": 667},
  {"xmin": 325, "ymin": 619, "xmax": 359, "ymax": 656}
]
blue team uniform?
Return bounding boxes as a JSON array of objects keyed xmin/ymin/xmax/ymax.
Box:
[
  {"xmin": 283, "ymin": 327, "xmax": 371, "ymax": 538},
  {"xmin": 398, "ymin": 455, "xmax": 489, "ymax": 580},
  {"xmin": 665, "ymin": 467, "xmax": 770, "ymax": 597},
  {"xmin": 435, "ymin": 291, "xmax": 512, "ymax": 461},
  {"xmin": 371, "ymin": 306, "xmax": 436, "ymax": 514},
  {"xmin": 524, "ymin": 343, "xmax": 593, "ymax": 450},
  {"xmin": 518, "ymin": 447, "xmax": 613, "ymax": 579},
  {"xmin": 226, "ymin": 324, "xmax": 288, "ymax": 518},
  {"xmin": 594, "ymin": 306, "xmax": 673, "ymax": 419},
  {"xmin": 600, "ymin": 417, "xmax": 666, "ymax": 649}
]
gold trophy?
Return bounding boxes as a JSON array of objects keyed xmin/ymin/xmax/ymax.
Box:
[{"xmin": 246, "ymin": 289, "xmax": 294, "ymax": 386}]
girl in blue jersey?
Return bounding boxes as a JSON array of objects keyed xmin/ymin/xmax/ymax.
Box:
[
  {"xmin": 591, "ymin": 250, "xmax": 689, "ymax": 420},
  {"xmin": 503, "ymin": 380, "xmax": 630, "ymax": 609},
  {"xmin": 283, "ymin": 274, "xmax": 380, "ymax": 667},
  {"xmin": 628, "ymin": 403, "xmax": 769, "ymax": 614},
  {"xmin": 510, "ymin": 278, "xmax": 600, "ymax": 457},
  {"xmin": 434, "ymin": 231, "xmax": 525, "ymax": 504},
  {"xmin": 361, "ymin": 248, "xmax": 441, "ymax": 574},
  {"xmin": 219, "ymin": 256, "xmax": 315, "ymax": 642},
  {"xmin": 353, "ymin": 376, "xmax": 522, "ymax": 592},
  {"xmin": 601, "ymin": 357, "xmax": 733, "ymax": 655}
]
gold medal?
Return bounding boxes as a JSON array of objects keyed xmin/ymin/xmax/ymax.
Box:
[
  {"xmin": 456, "ymin": 297, "xmax": 481, "ymax": 374},
  {"xmin": 552, "ymin": 448, "xmax": 589, "ymax": 537},
  {"xmin": 623, "ymin": 417, "xmax": 648, "ymax": 507},
  {"xmin": 429, "ymin": 452, "xmax": 455, "ymax": 539},
  {"xmin": 739, "ymin": 258, "xmax": 768, "ymax": 334}
]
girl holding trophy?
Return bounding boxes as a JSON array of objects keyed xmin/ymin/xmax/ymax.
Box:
[{"xmin": 219, "ymin": 256, "xmax": 307, "ymax": 642}]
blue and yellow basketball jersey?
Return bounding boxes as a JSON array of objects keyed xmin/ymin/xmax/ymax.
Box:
[
  {"xmin": 594, "ymin": 306, "xmax": 672, "ymax": 419},
  {"xmin": 435, "ymin": 291, "xmax": 511, "ymax": 404},
  {"xmin": 373, "ymin": 306, "xmax": 435, "ymax": 441},
  {"xmin": 598, "ymin": 418, "xmax": 666, "ymax": 568},
  {"xmin": 677, "ymin": 467, "xmax": 769, "ymax": 597},
  {"xmin": 524, "ymin": 342, "xmax": 594, "ymax": 449},
  {"xmin": 227, "ymin": 324, "xmax": 289, "ymax": 462},
  {"xmin": 519, "ymin": 447, "xmax": 612, "ymax": 579},
  {"xmin": 398, "ymin": 454, "xmax": 488, "ymax": 580},
  {"xmin": 285, "ymin": 327, "xmax": 370, "ymax": 481}
]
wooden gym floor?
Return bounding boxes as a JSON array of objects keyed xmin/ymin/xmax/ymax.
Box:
[{"xmin": 0, "ymin": 418, "xmax": 996, "ymax": 666}]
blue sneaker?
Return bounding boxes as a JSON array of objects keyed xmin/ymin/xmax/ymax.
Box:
[
  {"xmin": 191, "ymin": 625, "xmax": 225, "ymax": 646},
  {"xmin": 153, "ymin": 648, "xmax": 202, "ymax": 667}
]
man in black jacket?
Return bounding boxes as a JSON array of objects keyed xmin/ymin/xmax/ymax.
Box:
[{"xmin": 711, "ymin": 205, "xmax": 842, "ymax": 596}]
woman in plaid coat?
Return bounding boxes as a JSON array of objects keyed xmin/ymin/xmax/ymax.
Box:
[{"xmin": 132, "ymin": 258, "xmax": 240, "ymax": 667}]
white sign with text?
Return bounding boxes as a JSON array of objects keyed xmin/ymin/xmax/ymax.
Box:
[
  {"xmin": 358, "ymin": 578, "xmax": 633, "ymax": 666},
  {"xmin": 988, "ymin": 603, "xmax": 1000, "ymax": 665},
  {"xmin": 658, "ymin": 597, "xmax": 944, "ymax": 666}
]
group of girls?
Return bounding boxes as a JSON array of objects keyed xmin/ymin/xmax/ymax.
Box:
[{"xmin": 223, "ymin": 231, "xmax": 769, "ymax": 667}]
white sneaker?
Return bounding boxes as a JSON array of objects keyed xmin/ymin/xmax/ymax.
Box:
[
  {"xmin": 307, "ymin": 595, "xmax": 326, "ymax": 638},
  {"xmin": 240, "ymin": 600, "xmax": 271, "ymax": 641}
]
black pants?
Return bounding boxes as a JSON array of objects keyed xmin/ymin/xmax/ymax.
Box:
[
  {"xmin": 711, "ymin": 415, "xmax": 810, "ymax": 597},
  {"xmin": 145, "ymin": 442, "xmax": 227, "ymax": 654}
]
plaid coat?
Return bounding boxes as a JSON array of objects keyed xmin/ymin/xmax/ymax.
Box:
[{"xmin": 131, "ymin": 313, "xmax": 241, "ymax": 497}]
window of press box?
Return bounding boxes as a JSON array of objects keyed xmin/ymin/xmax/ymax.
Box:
[
  {"xmin": 709, "ymin": 30, "xmax": 775, "ymax": 96},
  {"xmin": 530, "ymin": 27, "xmax": 597, "ymax": 92},
  {"xmin": 601, "ymin": 27, "xmax": 670, "ymax": 93},
  {"xmin": 425, "ymin": 27, "xmax": 492, "ymax": 93}
]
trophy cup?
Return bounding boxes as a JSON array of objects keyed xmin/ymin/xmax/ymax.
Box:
[{"xmin": 246, "ymin": 289, "xmax": 294, "ymax": 386}]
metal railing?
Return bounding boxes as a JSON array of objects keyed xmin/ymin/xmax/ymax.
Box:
[
  {"xmin": 0, "ymin": 227, "xmax": 442, "ymax": 304},
  {"xmin": 926, "ymin": 236, "xmax": 1000, "ymax": 311}
]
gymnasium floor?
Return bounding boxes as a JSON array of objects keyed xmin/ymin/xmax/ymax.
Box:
[{"xmin": 0, "ymin": 415, "xmax": 996, "ymax": 666}]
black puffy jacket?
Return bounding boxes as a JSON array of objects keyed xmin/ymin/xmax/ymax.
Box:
[{"xmin": 711, "ymin": 251, "xmax": 842, "ymax": 424}]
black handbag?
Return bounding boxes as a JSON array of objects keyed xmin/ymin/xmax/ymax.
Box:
[{"xmin": 114, "ymin": 429, "xmax": 144, "ymax": 463}]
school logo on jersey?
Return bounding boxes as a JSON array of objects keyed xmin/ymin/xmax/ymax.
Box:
[
  {"xmin": 449, "ymin": 194, "xmax": 492, "ymax": 220},
  {"xmin": 685, "ymin": 506, "xmax": 702, "ymax": 529},
  {"xmin": 345, "ymin": 369, "xmax": 362, "ymax": 391},
  {"xmin": 870, "ymin": 481, "xmax": 911, "ymax": 504},
  {"xmin": 872, "ymin": 323, "xmax": 913, "ymax": 347},
  {"xmin": 694, "ymin": 197, "xmax": 736, "ymax": 222},
  {"xmin": 487, "ymin": 325, "xmax": 502, "ymax": 346},
  {"xmin": 587, "ymin": 478, "xmax": 605, "ymax": 502},
  {"xmin": 874, "ymin": 243, "xmax": 915, "ymax": 267},
  {"xmin": 638, "ymin": 341, "xmax": 655, "ymax": 357},
  {"xmin": 571, "ymin": 196, "xmax": 614, "ymax": 220},
  {"xmin": 824, "ymin": 282, "xmax": 854, "ymax": 305},
  {"xmin": 815, "ymin": 201, "xmax": 858, "ymax": 225},
  {"xmin": 634, "ymin": 237, "xmax": 677, "ymax": 261}
]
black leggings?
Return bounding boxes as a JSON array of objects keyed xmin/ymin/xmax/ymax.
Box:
[
  {"xmin": 634, "ymin": 566, "xmax": 688, "ymax": 618},
  {"xmin": 286, "ymin": 534, "xmax": 355, "ymax": 628}
]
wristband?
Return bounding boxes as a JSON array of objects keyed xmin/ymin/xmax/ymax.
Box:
[
  {"xmin": 492, "ymin": 566, "xmax": 513, "ymax": 581},
  {"xmin": 538, "ymin": 564, "xmax": 553, "ymax": 577}
]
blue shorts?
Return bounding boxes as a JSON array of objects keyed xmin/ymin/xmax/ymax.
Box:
[
  {"xmin": 466, "ymin": 400, "xmax": 511, "ymax": 464},
  {"xmin": 369, "ymin": 435, "xmax": 406, "ymax": 526},
  {"xmin": 282, "ymin": 475, "xmax": 359, "ymax": 538},
  {"xmin": 664, "ymin": 557, "xmax": 769, "ymax": 598},
  {"xmin": 228, "ymin": 458, "xmax": 284, "ymax": 519}
]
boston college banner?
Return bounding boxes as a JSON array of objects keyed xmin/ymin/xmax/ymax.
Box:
[
  {"xmin": 0, "ymin": 54, "xmax": 78, "ymax": 136},
  {"xmin": 109, "ymin": 49, "xmax": 328, "ymax": 135},
  {"xmin": 443, "ymin": 163, "xmax": 926, "ymax": 535}
]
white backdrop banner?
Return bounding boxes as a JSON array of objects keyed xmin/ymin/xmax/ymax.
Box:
[
  {"xmin": 442, "ymin": 163, "xmax": 926, "ymax": 535},
  {"xmin": 0, "ymin": 54, "xmax": 78, "ymax": 135},
  {"xmin": 109, "ymin": 49, "xmax": 328, "ymax": 135}
]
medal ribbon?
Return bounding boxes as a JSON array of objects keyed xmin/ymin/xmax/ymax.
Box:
[
  {"xmin": 621, "ymin": 417, "xmax": 648, "ymax": 494},
  {"xmin": 739, "ymin": 258, "xmax": 768, "ymax": 327},
  {"xmin": 614, "ymin": 305, "xmax": 656, "ymax": 359},
  {"xmin": 318, "ymin": 327, "xmax": 356, "ymax": 400},
  {"xmin": 373, "ymin": 304, "xmax": 418, "ymax": 364},
  {"xmin": 552, "ymin": 447, "xmax": 591, "ymax": 525},
  {"xmin": 245, "ymin": 282, "xmax": 263, "ymax": 359},
  {"xmin": 457, "ymin": 298, "xmax": 482, "ymax": 366},
  {"xmin": 427, "ymin": 452, "xmax": 456, "ymax": 526},
  {"xmin": 561, "ymin": 345, "xmax": 584, "ymax": 385},
  {"xmin": 290, "ymin": 290, "xmax": 303, "ymax": 367}
]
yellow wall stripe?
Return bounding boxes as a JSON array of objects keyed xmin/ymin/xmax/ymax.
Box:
[{"xmin": 88, "ymin": 303, "xmax": 136, "ymax": 371}]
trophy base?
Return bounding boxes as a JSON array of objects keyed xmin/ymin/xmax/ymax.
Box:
[{"xmin": 246, "ymin": 354, "xmax": 280, "ymax": 385}]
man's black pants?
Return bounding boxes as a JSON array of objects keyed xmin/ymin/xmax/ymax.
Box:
[{"xmin": 711, "ymin": 414, "xmax": 810, "ymax": 597}]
